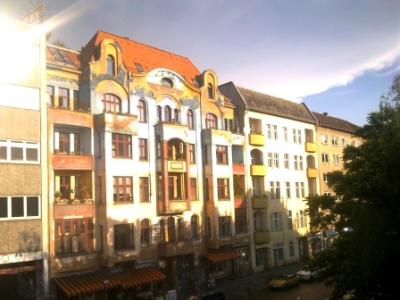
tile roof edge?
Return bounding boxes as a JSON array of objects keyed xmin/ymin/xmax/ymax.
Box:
[{"xmin": 47, "ymin": 44, "xmax": 80, "ymax": 54}]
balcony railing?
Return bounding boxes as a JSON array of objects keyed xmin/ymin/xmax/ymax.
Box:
[
  {"xmin": 307, "ymin": 167, "xmax": 318, "ymax": 178},
  {"xmin": 250, "ymin": 164, "xmax": 267, "ymax": 176},
  {"xmin": 254, "ymin": 231, "xmax": 269, "ymax": 243},
  {"xmin": 52, "ymin": 153, "xmax": 93, "ymax": 170},
  {"xmin": 232, "ymin": 163, "xmax": 245, "ymax": 174},
  {"xmin": 167, "ymin": 160, "xmax": 187, "ymax": 172},
  {"xmin": 252, "ymin": 195, "xmax": 268, "ymax": 209},
  {"xmin": 305, "ymin": 142, "xmax": 317, "ymax": 153},
  {"xmin": 249, "ymin": 133, "xmax": 265, "ymax": 146}
]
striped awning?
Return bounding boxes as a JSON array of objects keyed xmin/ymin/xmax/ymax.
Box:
[{"xmin": 55, "ymin": 267, "xmax": 166, "ymax": 297}]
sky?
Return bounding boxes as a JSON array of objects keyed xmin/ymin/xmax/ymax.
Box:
[{"xmin": 3, "ymin": 0, "xmax": 400, "ymax": 125}]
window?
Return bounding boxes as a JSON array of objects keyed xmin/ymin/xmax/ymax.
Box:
[
  {"xmin": 256, "ymin": 248, "xmax": 266, "ymax": 266},
  {"xmin": 206, "ymin": 113, "xmax": 218, "ymax": 129},
  {"xmin": 73, "ymin": 90, "xmax": 80, "ymax": 110},
  {"xmin": 114, "ymin": 224, "xmax": 134, "ymax": 250},
  {"xmin": 295, "ymin": 182, "xmax": 300, "ymax": 198},
  {"xmin": 177, "ymin": 218, "xmax": 185, "ymax": 241},
  {"xmin": 137, "ymin": 99, "xmax": 147, "ymax": 123},
  {"xmin": 58, "ymin": 132, "xmax": 69, "ymax": 154},
  {"xmin": 140, "ymin": 219, "xmax": 151, "ymax": 247},
  {"xmin": 299, "ymin": 156, "xmax": 304, "ymax": 170},
  {"xmin": 320, "ymin": 134, "xmax": 328, "ymax": 144},
  {"xmin": 0, "ymin": 196, "xmax": 40, "ymax": 219},
  {"xmin": 11, "ymin": 141, "xmax": 23, "ymax": 160},
  {"xmin": 267, "ymin": 153, "xmax": 273, "ymax": 167},
  {"xmin": 113, "ymin": 177, "xmax": 133, "ymax": 203},
  {"xmin": 332, "ymin": 136, "xmax": 338, "ymax": 146},
  {"xmin": 289, "ymin": 241, "xmax": 295, "ymax": 257},
  {"xmin": 139, "ymin": 138, "xmax": 148, "ymax": 161},
  {"xmin": 333, "ymin": 154, "xmax": 340, "ymax": 165},
  {"xmin": 174, "ymin": 109, "xmax": 180, "ymax": 123},
  {"xmin": 288, "ymin": 210, "xmax": 293, "ymax": 230},
  {"xmin": 323, "ymin": 173, "xmax": 329, "ymax": 182},
  {"xmin": 286, "ymin": 182, "xmax": 291, "ymax": 198},
  {"xmin": 189, "ymin": 144, "xmax": 196, "ymax": 163},
  {"xmin": 283, "ymin": 127, "xmax": 288, "ymax": 142},
  {"xmin": 297, "ymin": 129, "xmax": 302, "ymax": 144},
  {"xmin": 270, "ymin": 181, "xmax": 275, "ymax": 199},
  {"xmin": 55, "ymin": 219, "xmax": 93, "ymax": 255},
  {"xmin": 267, "ymin": 124, "xmax": 272, "ymax": 139},
  {"xmin": 26, "ymin": 144, "xmax": 38, "ymax": 161},
  {"xmin": 224, "ymin": 118, "xmax": 233, "ymax": 132},
  {"xmin": 324, "ymin": 192, "xmax": 331, "ymax": 196},
  {"xmin": 164, "ymin": 106, "xmax": 172, "ymax": 122},
  {"xmin": 168, "ymin": 174, "xmax": 185, "ymax": 200},
  {"xmin": 107, "ymin": 55, "xmax": 115, "ymax": 76},
  {"xmin": 273, "ymin": 153, "xmax": 279, "ymax": 168},
  {"xmin": 102, "ymin": 94, "xmax": 121, "ymax": 113},
  {"xmin": 167, "ymin": 217, "xmax": 176, "ymax": 242},
  {"xmin": 161, "ymin": 77, "xmax": 173, "ymax": 88},
  {"xmin": 157, "ymin": 106, "xmax": 162, "ymax": 122},
  {"xmin": 299, "ymin": 210, "xmax": 306, "ymax": 228},
  {"xmin": 191, "ymin": 215, "xmax": 200, "ymax": 239},
  {"xmin": 322, "ymin": 153, "xmax": 329, "ymax": 163},
  {"xmin": 271, "ymin": 212, "xmax": 282, "ymax": 231},
  {"xmin": 112, "ymin": 133, "xmax": 132, "ymax": 158},
  {"xmin": 208, "ymin": 83, "xmax": 214, "ymax": 99},
  {"xmin": 301, "ymin": 182, "xmax": 305, "ymax": 197},
  {"xmin": 139, "ymin": 177, "xmax": 149, "ymax": 202},
  {"xmin": 189, "ymin": 178, "xmax": 197, "ymax": 201},
  {"xmin": 273, "ymin": 125, "xmax": 278, "ymax": 140},
  {"xmin": 216, "ymin": 145, "xmax": 228, "ymax": 164},
  {"xmin": 58, "ymin": 88, "xmax": 69, "ymax": 109},
  {"xmin": 219, "ymin": 216, "xmax": 231, "ymax": 238},
  {"xmin": 284, "ymin": 154, "xmax": 289, "ymax": 169},
  {"xmin": 275, "ymin": 182, "xmax": 281, "ymax": 199},
  {"xmin": 293, "ymin": 129, "xmax": 297, "ymax": 143},
  {"xmin": 294, "ymin": 155, "xmax": 298, "ymax": 170},
  {"xmin": 341, "ymin": 138, "xmax": 346, "ymax": 146},
  {"xmin": 47, "ymin": 85, "xmax": 54, "ymax": 106},
  {"xmin": 217, "ymin": 178, "xmax": 230, "ymax": 200},
  {"xmin": 235, "ymin": 208, "xmax": 248, "ymax": 234},
  {"xmin": 187, "ymin": 109, "xmax": 194, "ymax": 129}
]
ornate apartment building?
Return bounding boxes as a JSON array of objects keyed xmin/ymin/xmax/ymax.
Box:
[
  {"xmin": 220, "ymin": 82, "xmax": 319, "ymax": 270},
  {"xmin": 0, "ymin": 17, "xmax": 48, "ymax": 299}
]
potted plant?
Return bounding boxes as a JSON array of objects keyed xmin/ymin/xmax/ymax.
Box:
[{"xmin": 54, "ymin": 191, "xmax": 67, "ymax": 205}]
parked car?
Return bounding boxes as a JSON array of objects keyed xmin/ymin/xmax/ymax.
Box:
[
  {"xmin": 296, "ymin": 265, "xmax": 324, "ymax": 281},
  {"xmin": 269, "ymin": 273, "xmax": 300, "ymax": 290}
]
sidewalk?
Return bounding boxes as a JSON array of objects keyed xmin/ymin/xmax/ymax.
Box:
[{"xmin": 216, "ymin": 261, "xmax": 306, "ymax": 300}]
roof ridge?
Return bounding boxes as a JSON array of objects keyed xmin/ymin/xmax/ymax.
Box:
[
  {"xmin": 98, "ymin": 30, "xmax": 193, "ymax": 62},
  {"xmin": 237, "ymin": 85, "xmax": 302, "ymax": 105}
]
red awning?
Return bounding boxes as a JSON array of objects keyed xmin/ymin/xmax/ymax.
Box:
[
  {"xmin": 206, "ymin": 250, "xmax": 240, "ymax": 263},
  {"xmin": 55, "ymin": 267, "xmax": 166, "ymax": 297}
]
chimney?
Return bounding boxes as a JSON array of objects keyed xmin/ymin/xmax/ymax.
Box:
[{"xmin": 323, "ymin": 112, "xmax": 328, "ymax": 116}]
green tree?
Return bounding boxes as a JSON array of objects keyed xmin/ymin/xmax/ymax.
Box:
[{"xmin": 306, "ymin": 74, "xmax": 400, "ymax": 299}]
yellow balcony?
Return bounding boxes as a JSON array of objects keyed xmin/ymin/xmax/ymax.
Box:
[
  {"xmin": 254, "ymin": 231, "xmax": 269, "ymax": 243},
  {"xmin": 252, "ymin": 196, "xmax": 268, "ymax": 209},
  {"xmin": 305, "ymin": 142, "xmax": 317, "ymax": 153},
  {"xmin": 249, "ymin": 133, "xmax": 265, "ymax": 146},
  {"xmin": 250, "ymin": 164, "xmax": 267, "ymax": 176},
  {"xmin": 307, "ymin": 168, "xmax": 318, "ymax": 178}
]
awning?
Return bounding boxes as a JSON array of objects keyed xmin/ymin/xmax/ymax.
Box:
[
  {"xmin": 55, "ymin": 272, "xmax": 119, "ymax": 298},
  {"xmin": 206, "ymin": 250, "xmax": 240, "ymax": 263},
  {"xmin": 113, "ymin": 267, "xmax": 167, "ymax": 289},
  {"xmin": 55, "ymin": 267, "xmax": 166, "ymax": 297}
]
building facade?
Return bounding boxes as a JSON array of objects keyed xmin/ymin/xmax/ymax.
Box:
[
  {"xmin": 0, "ymin": 17, "xmax": 47, "ymax": 299},
  {"xmin": 220, "ymin": 82, "xmax": 319, "ymax": 271}
]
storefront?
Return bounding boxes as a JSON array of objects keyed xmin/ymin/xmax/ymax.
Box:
[
  {"xmin": 206, "ymin": 249, "xmax": 239, "ymax": 284},
  {"xmin": 54, "ymin": 266, "xmax": 166, "ymax": 299}
]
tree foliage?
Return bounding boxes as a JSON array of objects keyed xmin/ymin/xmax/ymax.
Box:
[{"xmin": 306, "ymin": 74, "xmax": 400, "ymax": 299}]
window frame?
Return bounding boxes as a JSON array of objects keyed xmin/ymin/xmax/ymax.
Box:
[
  {"xmin": 112, "ymin": 133, "xmax": 132, "ymax": 159},
  {"xmin": 0, "ymin": 196, "xmax": 41, "ymax": 220},
  {"xmin": 0, "ymin": 140, "xmax": 40, "ymax": 164},
  {"xmin": 205, "ymin": 113, "xmax": 218, "ymax": 129},
  {"xmin": 102, "ymin": 93, "xmax": 121, "ymax": 113},
  {"xmin": 139, "ymin": 177, "xmax": 150, "ymax": 203},
  {"xmin": 216, "ymin": 145, "xmax": 228, "ymax": 165},
  {"xmin": 113, "ymin": 176, "xmax": 133, "ymax": 203},
  {"xmin": 139, "ymin": 138, "xmax": 148, "ymax": 161},
  {"xmin": 137, "ymin": 99, "xmax": 147, "ymax": 123},
  {"xmin": 217, "ymin": 178, "xmax": 230, "ymax": 200},
  {"xmin": 114, "ymin": 223, "xmax": 135, "ymax": 251}
]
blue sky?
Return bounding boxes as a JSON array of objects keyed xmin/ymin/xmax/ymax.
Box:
[{"xmin": 2, "ymin": 0, "xmax": 399, "ymax": 125}]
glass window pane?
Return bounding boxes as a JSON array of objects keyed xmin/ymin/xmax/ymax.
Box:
[
  {"xmin": 11, "ymin": 197, "xmax": 24, "ymax": 217},
  {"xmin": 26, "ymin": 148, "xmax": 38, "ymax": 161},
  {"xmin": 27, "ymin": 197, "xmax": 39, "ymax": 217},
  {"xmin": 0, "ymin": 197, "xmax": 8, "ymax": 218},
  {"xmin": 0, "ymin": 146, "xmax": 6, "ymax": 159},
  {"xmin": 11, "ymin": 147, "xmax": 23, "ymax": 160}
]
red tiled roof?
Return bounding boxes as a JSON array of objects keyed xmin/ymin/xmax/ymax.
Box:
[
  {"xmin": 206, "ymin": 249, "xmax": 240, "ymax": 263},
  {"xmin": 82, "ymin": 31, "xmax": 201, "ymax": 84},
  {"xmin": 46, "ymin": 45, "xmax": 80, "ymax": 70}
]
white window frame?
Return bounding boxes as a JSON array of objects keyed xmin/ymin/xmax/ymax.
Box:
[
  {"xmin": 320, "ymin": 134, "xmax": 328, "ymax": 145},
  {"xmin": 333, "ymin": 154, "xmax": 340, "ymax": 165},
  {"xmin": 0, "ymin": 196, "xmax": 41, "ymax": 220},
  {"xmin": 0, "ymin": 139, "xmax": 40, "ymax": 164},
  {"xmin": 284, "ymin": 153, "xmax": 289, "ymax": 169}
]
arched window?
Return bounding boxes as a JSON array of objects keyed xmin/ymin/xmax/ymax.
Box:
[
  {"xmin": 191, "ymin": 214, "xmax": 199, "ymax": 240},
  {"xmin": 137, "ymin": 99, "xmax": 147, "ymax": 123},
  {"xmin": 167, "ymin": 217, "xmax": 176, "ymax": 243},
  {"xmin": 177, "ymin": 218, "xmax": 185, "ymax": 241},
  {"xmin": 208, "ymin": 83, "xmax": 214, "ymax": 99},
  {"xmin": 174, "ymin": 108, "xmax": 180, "ymax": 123},
  {"xmin": 187, "ymin": 109, "xmax": 194, "ymax": 130},
  {"xmin": 160, "ymin": 219, "xmax": 166, "ymax": 242},
  {"xmin": 250, "ymin": 149, "xmax": 263, "ymax": 165},
  {"xmin": 168, "ymin": 139, "xmax": 186, "ymax": 160},
  {"xmin": 107, "ymin": 55, "xmax": 115, "ymax": 76},
  {"xmin": 140, "ymin": 219, "xmax": 151, "ymax": 247},
  {"xmin": 157, "ymin": 105, "xmax": 162, "ymax": 123},
  {"xmin": 206, "ymin": 113, "xmax": 218, "ymax": 129},
  {"xmin": 102, "ymin": 93, "xmax": 121, "ymax": 113},
  {"xmin": 164, "ymin": 106, "xmax": 172, "ymax": 123}
]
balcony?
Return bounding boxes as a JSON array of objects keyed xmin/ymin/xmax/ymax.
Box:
[
  {"xmin": 53, "ymin": 202, "xmax": 94, "ymax": 218},
  {"xmin": 254, "ymin": 231, "xmax": 270, "ymax": 244},
  {"xmin": 249, "ymin": 133, "xmax": 265, "ymax": 146},
  {"xmin": 167, "ymin": 160, "xmax": 186, "ymax": 173},
  {"xmin": 160, "ymin": 200, "xmax": 189, "ymax": 215},
  {"xmin": 252, "ymin": 195, "xmax": 268, "ymax": 209},
  {"xmin": 307, "ymin": 168, "xmax": 318, "ymax": 178},
  {"xmin": 158, "ymin": 241, "xmax": 196, "ymax": 257},
  {"xmin": 94, "ymin": 112, "xmax": 136, "ymax": 134},
  {"xmin": 232, "ymin": 163, "xmax": 245, "ymax": 175},
  {"xmin": 202, "ymin": 128, "xmax": 233, "ymax": 144},
  {"xmin": 250, "ymin": 164, "xmax": 267, "ymax": 176},
  {"xmin": 51, "ymin": 252, "xmax": 99, "ymax": 273},
  {"xmin": 48, "ymin": 107, "xmax": 93, "ymax": 128},
  {"xmin": 305, "ymin": 142, "xmax": 317, "ymax": 153},
  {"xmin": 52, "ymin": 154, "xmax": 93, "ymax": 170}
]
